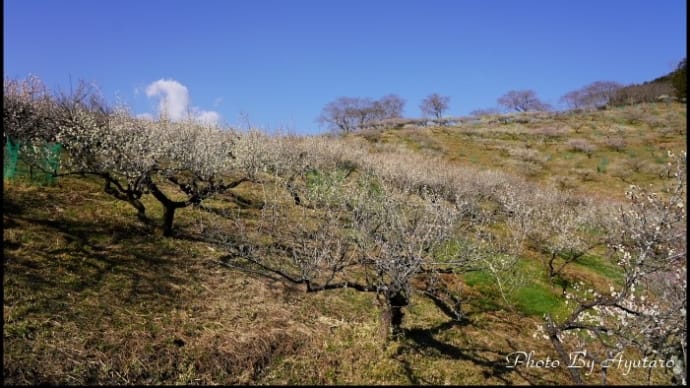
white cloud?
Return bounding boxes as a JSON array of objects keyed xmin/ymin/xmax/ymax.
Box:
[
  {"xmin": 145, "ymin": 79, "xmax": 190, "ymax": 121},
  {"xmin": 195, "ymin": 110, "xmax": 221, "ymax": 127},
  {"xmin": 141, "ymin": 78, "xmax": 221, "ymax": 126}
]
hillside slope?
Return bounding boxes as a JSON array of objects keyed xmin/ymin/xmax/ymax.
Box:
[
  {"xmin": 3, "ymin": 102, "xmax": 686, "ymax": 385},
  {"xmin": 353, "ymin": 102, "xmax": 685, "ymax": 201}
]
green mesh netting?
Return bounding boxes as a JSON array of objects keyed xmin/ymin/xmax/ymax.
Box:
[
  {"xmin": 4, "ymin": 137, "xmax": 20, "ymax": 179},
  {"xmin": 3, "ymin": 137, "xmax": 62, "ymax": 185}
]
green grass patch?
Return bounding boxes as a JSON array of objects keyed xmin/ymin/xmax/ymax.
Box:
[
  {"xmin": 514, "ymin": 283, "xmax": 564, "ymax": 317},
  {"xmin": 461, "ymin": 270, "xmax": 504, "ymax": 311},
  {"xmin": 573, "ymin": 254, "xmax": 624, "ymax": 283},
  {"xmin": 462, "ymin": 270, "xmax": 493, "ymax": 288},
  {"xmin": 306, "ymin": 167, "xmax": 350, "ymax": 190},
  {"xmin": 653, "ymin": 152, "xmax": 669, "ymax": 164},
  {"xmin": 597, "ymin": 157, "xmax": 609, "ymax": 173}
]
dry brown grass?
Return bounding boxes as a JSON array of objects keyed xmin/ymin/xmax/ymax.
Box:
[
  {"xmin": 3, "ymin": 175, "xmax": 676, "ymax": 385},
  {"xmin": 4, "ymin": 102, "xmax": 685, "ymax": 385},
  {"xmin": 357, "ymin": 102, "xmax": 685, "ymax": 201},
  {"xmin": 2, "ymin": 177, "xmax": 320, "ymax": 384}
]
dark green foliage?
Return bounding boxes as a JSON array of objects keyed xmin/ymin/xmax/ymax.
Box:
[{"xmin": 671, "ymin": 58, "xmax": 687, "ymax": 100}]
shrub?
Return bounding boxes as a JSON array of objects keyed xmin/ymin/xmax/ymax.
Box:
[
  {"xmin": 533, "ymin": 126, "xmax": 567, "ymax": 140},
  {"xmin": 566, "ymin": 138, "xmax": 597, "ymax": 157},
  {"xmin": 513, "ymin": 160, "xmax": 543, "ymax": 177},
  {"xmin": 603, "ymin": 137, "xmax": 626, "ymax": 152},
  {"xmin": 508, "ymin": 147, "xmax": 546, "ymax": 166},
  {"xmin": 552, "ymin": 175, "xmax": 579, "ymax": 190},
  {"xmin": 621, "ymin": 157, "xmax": 648, "ymax": 174},
  {"xmin": 573, "ymin": 168, "xmax": 597, "ymax": 181},
  {"xmin": 543, "ymin": 151, "xmax": 687, "ymax": 385}
]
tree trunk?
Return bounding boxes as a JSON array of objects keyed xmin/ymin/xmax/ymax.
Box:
[
  {"xmin": 388, "ymin": 291, "xmax": 409, "ymax": 337},
  {"xmin": 101, "ymin": 175, "xmax": 148, "ymax": 222},
  {"xmin": 129, "ymin": 198, "xmax": 147, "ymax": 221},
  {"xmin": 162, "ymin": 205, "xmax": 176, "ymax": 237},
  {"xmin": 380, "ymin": 308, "xmax": 392, "ymax": 340},
  {"xmin": 546, "ymin": 323, "xmax": 584, "ymax": 384},
  {"xmin": 147, "ymin": 180, "xmax": 186, "ymax": 237}
]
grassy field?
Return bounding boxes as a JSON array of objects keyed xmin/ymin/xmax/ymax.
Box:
[
  {"xmin": 358, "ymin": 102, "xmax": 686, "ymax": 201},
  {"xmin": 3, "ymin": 102, "xmax": 685, "ymax": 385}
]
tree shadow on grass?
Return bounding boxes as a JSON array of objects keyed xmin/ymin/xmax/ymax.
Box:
[
  {"xmin": 3, "ymin": 179, "xmax": 289, "ymax": 385},
  {"xmin": 2, "ymin": 179, "xmax": 215, "ymax": 322},
  {"xmin": 397, "ymin": 319, "xmax": 563, "ymax": 385},
  {"xmin": 3, "ymin": 212, "xmax": 201, "ymax": 321}
]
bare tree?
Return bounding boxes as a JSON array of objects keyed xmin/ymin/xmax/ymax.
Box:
[
  {"xmin": 2, "ymin": 78, "xmax": 249, "ymax": 237},
  {"xmin": 318, "ymin": 95, "xmax": 406, "ymax": 133},
  {"xmin": 609, "ymin": 81, "xmax": 676, "ymax": 106},
  {"xmin": 560, "ymin": 89, "xmax": 587, "ymax": 110},
  {"xmin": 420, "ymin": 93, "xmax": 450, "ymax": 120},
  {"xmin": 469, "ymin": 107, "xmax": 501, "ymax": 117},
  {"xmin": 317, "ymin": 97, "xmax": 366, "ymax": 133},
  {"xmin": 497, "ymin": 90, "xmax": 551, "ymax": 112},
  {"xmin": 53, "ymin": 98, "xmax": 244, "ymax": 236},
  {"xmin": 221, "ymin": 168, "xmax": 472, "ymax": 339},
  {"xmin": 350, "ymin": 180, "xmax": 460, "ymax": 336},
  {"xmin": 502, "ymin": 186, "xmax": 604, "ymax": 287},
  {"xmin": 560, "ymin": 81, "xmax": 623, "ymax": 110},
  {"xmin": 152, "ymin": 119, "xmax": 247, "ymax": 236},
  {"xmin": 542, "ymin": 151, "xmax": 687, "ymax": 385},
  {"xmin": 372, "ymin": 94, "xmax": 405, "ymax": 121},
  {"xmin": 583, "ymin": 81, "xmax": 623, "ymax": 108}
]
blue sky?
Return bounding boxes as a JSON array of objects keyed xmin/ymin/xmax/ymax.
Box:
[{"xmin": 4, "ymin": 0, "xmax": 687, "ymax": 134}]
